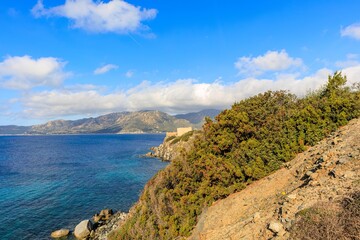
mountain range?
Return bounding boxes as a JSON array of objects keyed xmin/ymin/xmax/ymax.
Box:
[{"xmin": 0, "ymin": 109, "xmax": 220, "ymax": 135}]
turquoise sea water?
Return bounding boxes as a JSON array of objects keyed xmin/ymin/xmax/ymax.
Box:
[{"xmin": 0, "ymin": 134, "xmax": 167, "ymax": 240}]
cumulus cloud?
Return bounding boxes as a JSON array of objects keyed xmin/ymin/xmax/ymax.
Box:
[
  {"xmin": 94, "ymin": 64, "xmax": 118, "ymax": 75},
  {"xmin": 235, "ymin": 50, "xmax": 304, "ymax": 76},
  {"xmin": 32, "ymin": 0, "xmax": 157, "ymax": 34},
  {"xmin": 22, "ymin": 90, "xmax": 127, "ymax": 118},
  {"xmin": 0, "ymin": 55, "xmax": 70, "ymax": 90},
  {"xmin": 341, "ymin": 23, "xmax": 360, "ymax": 40},
  {"xmin": 20, "ymin": 65, "xmax": 357, "ymax": 119}
]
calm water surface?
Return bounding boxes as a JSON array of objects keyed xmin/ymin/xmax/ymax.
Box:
[{"xmin": 0, "ymin": 134, "xmax": 167, "ymax": 240}]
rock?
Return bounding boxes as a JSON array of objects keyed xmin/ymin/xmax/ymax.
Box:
[
  {"xmin": 50, "ymin": 229, "xmax": 70, "ymax": 238},
  {"xmin": 341, "ymin": 171, "xmax": 355, "ymax": 179},
  {"xmin": 287, "ymin": 193, "xmax": 297, "ymax": 200},
  {"xmin": 74, "ymin": 220, "xmax": 93, "ymax": 239},
  {"xmin": 93, "ymin": 213, "xmax": 102, "ymax": 223},
  {"xmin": 309, "ymin": 180, "xmax": 320, "ymax": 187},
  {"xmin": 100, "ymin": 208, "xmax": 113, "ymax": 217},
  {"xmin": 329, "ymin": 169, "xmax": 336, "ymax": 178},
  {"xmin": 253, "ymin": 212, "xmax": 261, "ymax": 223},
  {"xmin": 336, "ymin": 159, "xmax": 347, "ymax": 165},
  {"xmin": 268, "ymin": 221, "xmax": 285, "ymax": 235}
]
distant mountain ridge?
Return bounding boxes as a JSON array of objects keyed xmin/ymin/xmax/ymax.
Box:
[
  {"xmin": 175, "ymin": 109, "xmax": 220, "ymax": 124},
  {"xmin": 0, "ymin": 109, "xmax": 220, "ymax": 135}
]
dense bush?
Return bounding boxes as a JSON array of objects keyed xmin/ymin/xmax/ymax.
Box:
[{"xmin": 110, "ymin": 72, "xmax": 360, "ymax": 240}]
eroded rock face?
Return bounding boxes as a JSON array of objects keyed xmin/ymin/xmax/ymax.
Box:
[
  {"xmin": 50, "ymin": 228, "xmax": 69, "ymax": 238},
  {"xmin": 74, "ymin": 220, "xmax": 93, "ymax": 239}
]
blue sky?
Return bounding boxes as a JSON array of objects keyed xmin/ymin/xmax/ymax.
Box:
[{"xmin": 0, "ymin": 0, "xmax": 360, "ymax": 125}]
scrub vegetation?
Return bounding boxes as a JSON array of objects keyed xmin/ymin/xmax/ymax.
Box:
[{"xmin": 110, "ymin": 72, "xmax": 360, "ymax": 240}]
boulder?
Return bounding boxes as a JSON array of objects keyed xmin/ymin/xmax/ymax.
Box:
[
  {"xmin": 100, "ymin": 208, "xmax": 113, "ymax": 216},
  {"xmin": 50, "ymin": 228, "xmax": 70, "ymax": 238},
  {"xmin": 74, "ymin": 220, "xmax": 93, "ymax": 239},
  {"xmin": 93, "ymin": 213, "xmax": 102, "ymax": 223},
  {"xmin": 268, "ymin": 221, "xmax": 285, "ymax": 235},
  {"xmin": 252, "ymin": 212, "xmax": 261, "ymax": 223}
]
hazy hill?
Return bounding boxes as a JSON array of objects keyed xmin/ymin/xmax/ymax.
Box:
[
  {"xmin": 0, "ymin": 125, "xmax": 31, "ymax": 135},
  {"xmin": 175, "ymin": 109, "xmax": 220, "ymax": 124},
  {"xmin": 0, "ymin": 109, "xmax": 223, "ymax": 135},
  {"xmin": 27, "ymin": 110, "xmax": 192, "ymax": 134}
]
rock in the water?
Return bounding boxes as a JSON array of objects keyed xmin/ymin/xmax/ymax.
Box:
[
  {"xmin": 50, "ymin": 229, "xmax": 70, "ymax": 238},
  {"xmin": 74, "ymin": 220, "xmax": 93, "ymax": 239},
  {"xmin": 268, "ymin": 221, "xmax": 284, "ymax": 234}
]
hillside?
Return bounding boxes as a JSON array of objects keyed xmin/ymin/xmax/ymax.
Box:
[
  {"xmin": 0, "ymin": 125, "xmax": 31, "ymax": 135},
  {"xmin": 190, "ymin": 117, "xmax": 360, "ymax": 239},
  {"xmin": 109, "ymin": 72, "xmax": 360, "ymax": 239},
  {"xmin": 175, "ymin": 109, "xmax": 220, "ymax": 124},
  {"xmin": 0, "ymin": 110, "xmax": 221, "ymax": 135}
]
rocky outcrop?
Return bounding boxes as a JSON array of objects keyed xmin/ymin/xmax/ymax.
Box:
[
  {"xmin": 50, "ymin": 228, "xmax": 69, "ymax": 238},
  {"xmin": 74, "ymin": 220, "xmax": 93, "ymax": 239},
  {"xmin": 93, "ymin": 209, "xmax": 113, "ymax": 223},
  {"xmin": 189, "ymin": 118, "xmax": 360, "ymax": 240},
  {"xmin": 146, "ymin": 140, "xmax": 177, "ymax": 161},
  {"xmin": 146, "ymin": 132, "xmax": 197, "ymax": 161},
  {"xmin": 92, "ymin": 211, "xmax": 127, "ymax": 240}
]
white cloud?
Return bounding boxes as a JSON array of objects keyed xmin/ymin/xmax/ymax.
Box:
[
  {"xmin": 235, "ymin": 50, "xmax": 304, "ymax": 76},
  {"xmin": 341, "ymin": 23, "xmax": 360, "ymax": 40},
  {"xmin": 32, "ymin": 0, "xmax": 157, "ymax": 34},
  {"xmin": 335, "ymin": 54, "xmax": 359, "ymax": 68},
  {"xmin": 94, "ymin": 64, "xmax": 118, "ymax": 75},
  {"xmin": 22, "ymin": 90, "xmax": 126, "ymax": 118},
  {"xmin": 125, "ymin": 70, "xmax": 134, "ymax": 78},
  {"xmin": 0, "ymin": 55, "xmax": 70, "ymax": 90},
  {"xmin": 21, "ymin": 65, "xmax": 360, "ymax": 119}
]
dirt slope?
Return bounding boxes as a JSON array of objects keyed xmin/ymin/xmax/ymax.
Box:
[{"xmin": 190, "ymin": 118, "xmax": 360, "ymax": 240}]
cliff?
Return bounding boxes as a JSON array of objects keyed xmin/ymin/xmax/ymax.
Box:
[{"xmin": 190, "ymin": 118, "xmax": 360, "ymax": 239}]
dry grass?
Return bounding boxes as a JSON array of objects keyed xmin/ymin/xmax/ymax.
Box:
[{"xmin": 290, "ymin": 191, "xmax": 360, "ymax": 240}]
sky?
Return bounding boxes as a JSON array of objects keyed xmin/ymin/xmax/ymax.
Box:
[{"xmin": 0, "ymin": 0, "xmax": 360, "ymax": 126}]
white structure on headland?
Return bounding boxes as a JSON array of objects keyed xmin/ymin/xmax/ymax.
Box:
[
  {"xmin": 177, "ymin": 127, "xmax": 193, "ymax": 136},
  {"xmin": 166, "ymin": 127, "xmax": 193, "ymax": 137}
]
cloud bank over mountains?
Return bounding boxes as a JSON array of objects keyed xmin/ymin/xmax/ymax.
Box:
[{"xmin": 2, "ymin": 50, "xmax": 359, "ymax": 119}]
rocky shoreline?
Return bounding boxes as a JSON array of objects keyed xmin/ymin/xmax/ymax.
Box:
[
  {"xmin": 53, "ymin": 132, "xmax": 196, "ymax": 239},
  {"xmin": 51, "ymin": 209, "xmax": 127, "ymax": 240}
]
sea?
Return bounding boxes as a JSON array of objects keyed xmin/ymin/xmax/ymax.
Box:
[{"xmin": 0, "ymin": 134, "xmax": 168, "ymax": 240}]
